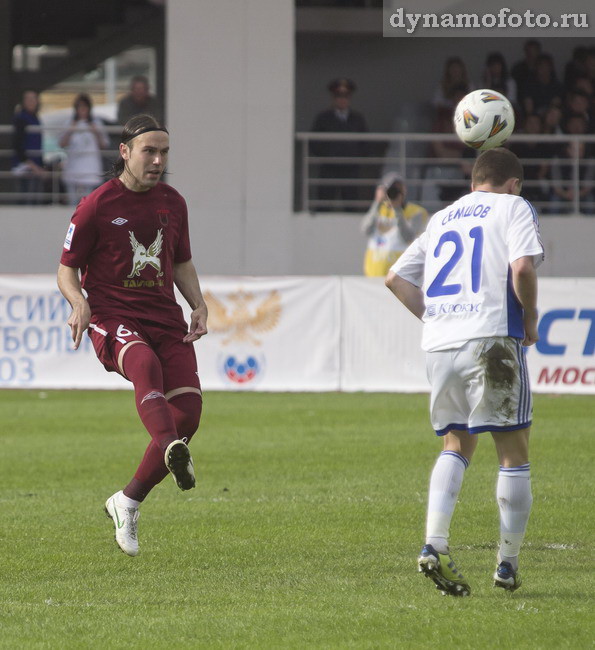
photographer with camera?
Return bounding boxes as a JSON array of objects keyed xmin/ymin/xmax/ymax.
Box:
[{"xmin": 361, "ymin": 172, "xmax": 428, "ymax": 277}]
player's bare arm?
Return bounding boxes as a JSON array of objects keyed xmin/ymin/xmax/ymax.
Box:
[
  {"xmin": 174, "ymin": 260, "xmax": 208, "ymax": 343},
  {"xmin": 57, "ymin": 263, "xmax": 92, "ymax": 350},
  {"xmin": 385, "ymin": 270, "xmax": 425, "ymax": 320},
  {"xmin": 511, "ymin": 256, "xmax": 539, "ymax": 347}
]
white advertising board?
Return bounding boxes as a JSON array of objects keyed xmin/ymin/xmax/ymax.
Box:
[{"xmin": 0, "ymin": 275, "xmax": 593, "ymax": 394}]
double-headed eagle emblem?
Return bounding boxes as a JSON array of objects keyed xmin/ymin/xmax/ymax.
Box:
[
  {"xmin": 204, "ymin": 289, "xmax": 282, "ymax": 345},
  {"xmin": 128, "ymin": 229, "xmax": 164, "ymax": 278}
]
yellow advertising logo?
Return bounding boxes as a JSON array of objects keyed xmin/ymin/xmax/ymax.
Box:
[{"xmin": 204, "ymin": 289, "xmax": 282, "ymax": 345}]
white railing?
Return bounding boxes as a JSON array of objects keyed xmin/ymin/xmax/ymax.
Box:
[
  {"xmin": 295, "ymin": 131, "xmax": 595, "ymax": 215},
  {"xmin": 2, "ymin": 125, "xmax": 595, "ymax": 214},
  {"xmin": 0, "ymin": 124, "xmax": 122, "ymax": 205}
]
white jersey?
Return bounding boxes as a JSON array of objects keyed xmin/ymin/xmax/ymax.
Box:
[
  {"xmin": 391, "ymin": 191, "xmax": 544, "ymax": 352},
  {"xmin": 60, "ymin": 118, "xmax": 110, "ymax": 186}
]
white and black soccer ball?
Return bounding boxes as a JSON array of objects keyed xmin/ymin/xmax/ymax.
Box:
[{"xmin": 453, "ymin": 89, "xmax": 515, "ymax": 151}]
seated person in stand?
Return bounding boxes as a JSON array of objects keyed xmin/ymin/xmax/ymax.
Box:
[
  {"xmin": 509, "ymin": 113, "xmax": 550, "ymax": 205},
  {"xmin": 550, "ymin": 113, "xmax": 595, "ymax": 214}
]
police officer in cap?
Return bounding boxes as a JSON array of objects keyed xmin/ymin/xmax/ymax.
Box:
[{"xmin": 310, "ymin": 78, "xmax": 368, "ymax": 211}]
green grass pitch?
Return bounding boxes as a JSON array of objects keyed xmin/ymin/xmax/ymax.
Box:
[{"xmin": 0, "ymin": 390, "xmax": 593, "ymax": 649}]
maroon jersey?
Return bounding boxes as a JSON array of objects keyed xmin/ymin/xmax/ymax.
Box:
[{"xmin": 60, "ymin": 178, "xmax": 192, "ymax": 329}]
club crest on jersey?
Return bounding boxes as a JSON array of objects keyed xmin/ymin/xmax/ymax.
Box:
[
  {"xmin": 157, "ymin": 210, "xmax": 170, "ymax": 226},
  {"xmin": 128, "ymin": 229, "xmax": 164, "ymax": 278}
]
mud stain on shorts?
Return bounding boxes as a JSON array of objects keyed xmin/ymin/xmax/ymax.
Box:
[{"xmin": 476, "ymin": 339, "xmax": 517, "ymax": 420}]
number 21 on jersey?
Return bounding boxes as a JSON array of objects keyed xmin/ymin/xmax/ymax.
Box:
[{"xmin": 427, "ymin": 226, "xmax": 484, "ymax": 297}]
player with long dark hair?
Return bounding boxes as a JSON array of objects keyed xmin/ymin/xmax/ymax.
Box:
[{"xmin": 57, "ymin": 114, "xmax": 208, "ymax": 556}]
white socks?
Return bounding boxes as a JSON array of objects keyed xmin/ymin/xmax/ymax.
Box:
[
  {"xmin": 425, "ymin": 451, "xmax": 468, "ymax": 554},
  {"xmin": 117, "ymin": 490, "xmax": 141, "ymax": 510},
  {"xmin": 497, "ymin": 464, "xmax": 532, "ymax": 570},
  {"xmin": 424, "ymin": 452, "xmax": 532, "ymax": 569}
]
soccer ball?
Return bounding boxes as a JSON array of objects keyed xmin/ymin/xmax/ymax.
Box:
[{"xmin": 453, "ymin": 89, "xmax": 515, "ymax": 151}]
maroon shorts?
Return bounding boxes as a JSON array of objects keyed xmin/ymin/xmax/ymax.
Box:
[{"xmin": 87, "ymin": 316, "xmax": 200, "ymax": 395}]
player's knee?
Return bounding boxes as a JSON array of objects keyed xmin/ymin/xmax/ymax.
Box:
[
  {"xmin": 169, "ymin": 392, "xmax": 202, "ymax": 439},
  {"xmin": 123, "ymin": 343, "xmax": 161, "ymax": 380}
]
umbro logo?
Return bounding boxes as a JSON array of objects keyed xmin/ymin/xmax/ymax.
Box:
[{"xmin": 112, "ymin": 217, "xmax": 128, "ymax": 226}]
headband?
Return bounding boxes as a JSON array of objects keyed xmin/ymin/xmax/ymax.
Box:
[{"xmin": 122, "ymin": 126, "xmax": 169, "ymax": 144}]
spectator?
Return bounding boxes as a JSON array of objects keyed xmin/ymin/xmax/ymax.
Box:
[
  {"xmin": 539, "ymin": 104, "xmax": 564, "ymax": 164},
  {"xmin": 564, "ymin": 46, "xmax": 588, "ymax": 91},
  {"xmin": 509, "ymin": 114, "xmax": 550, "ymax": 206},
  {"xmin": 522, "ymin": 54, "xmax": 564, "ymax": 116},
  {"xmin": 562, "ymin": 88, "xmax": 592, "ymax": 131},
  {"xmin": 310, "ymin": 78, "xmax": 368, "ymax": 211},
  {"xmin": 432, "ymin": 57, "xmax": 471, "ymax": 112},
  {"xmin": 117, "ymin": 75, "xmax": 162, "ymax": 125},
  {"xmin": 550, "ymin": 113, "xmax": 595, "ymax": 214},
  {"xmin": 570, "ymin": 74, "xmax": 594, "ymax": 99},
  {"xmin": 427, "ymin": 85, "xmax": 474, "ymax": 203},
  {"xmin": 581, "ymin": 48, "xmax": 595, "ymax": 88},
  {"xmin": 11, "ymin": 89, "xmax": 44, "ymax": 204},
  {"xmin": 511, "ymin": 40, "xmax": 541, "ymax": 106},
  {"xmin": 482, "ymin": 52, "xmax": 517, "ymax": 107},
  {"xmin": 361, "ymin": 172, "xmax": 428, "ymax": 277},
  {"xmin": 543, "ymin": 104, "xmax": 563, "ymax": 135},
  {"xmin": 59, "ymin": 93, "xmax": 110, "ymax": 206}
]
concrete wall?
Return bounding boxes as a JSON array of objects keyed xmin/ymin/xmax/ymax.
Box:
[
  {"xmin": 1, "ymin": 204, "xmax": 594, "ymax": 278},
  {"xmin": 166, "ymin": 0, "xmax": 294, "ymax": 275}
]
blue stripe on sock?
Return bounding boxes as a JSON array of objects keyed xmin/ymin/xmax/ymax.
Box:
[
  {"xmin": 499, "ymin": 463, "xmax": 530, "ymax": 473},
  {"xmin": 441, "ymin": 450, "xmax": 469, "ymax": 469}
]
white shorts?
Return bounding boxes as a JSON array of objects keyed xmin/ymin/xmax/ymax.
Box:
[{"xmin": 426, "ymin": 336, "xmax": 532, "ymax": 436}]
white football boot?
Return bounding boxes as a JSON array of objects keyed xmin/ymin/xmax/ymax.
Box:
[{"xmin": 104, "ymin": 491, "xmax": 140, "ymax": 556}]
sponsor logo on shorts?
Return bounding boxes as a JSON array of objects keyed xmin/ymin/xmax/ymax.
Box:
[{"xmin": 427, "ymin": 302, "xmax": 481, "ymax": 316}]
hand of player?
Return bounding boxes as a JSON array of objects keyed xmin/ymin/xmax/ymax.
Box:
[
  {"xmin": 67, "ymin": 300, "xmax": 91, "ymax": 350},
  {"xmin": 522, "ymin": 310, "xmax": 539, "ymax": 347},
  {"xmin": 183, "ymin": 309, "xmax": 208, "ymax": 343}
]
